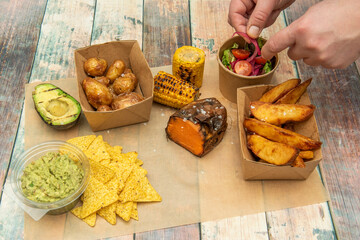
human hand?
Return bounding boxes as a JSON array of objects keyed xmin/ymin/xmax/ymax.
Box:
[
  {"xmin": 228, "ymin": 0, "xmax": 295, "ymax": 39},
  {"xmin": 262, "ymin": 0, "xmax": 360, "ymax": 68}
]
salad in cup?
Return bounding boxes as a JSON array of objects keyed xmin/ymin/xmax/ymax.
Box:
[{"xmin": 222, "ymin": 32, "xmax": 275, "ymax": 76}]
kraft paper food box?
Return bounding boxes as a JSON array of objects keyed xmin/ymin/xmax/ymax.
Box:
[
  {"xmin": 237, "ymin": 85, "xmax": 322, "ymax": 180},
  {"xmin": 74, "ymin": 41, "xmax": 153, "ymax": 131}
]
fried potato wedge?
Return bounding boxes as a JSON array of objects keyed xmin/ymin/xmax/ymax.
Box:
[
  {"xmin": 244, "ymin": 118, "xmax": 322, "ymax": 150},
  {"xmin": 291, "ymin": 156, "xmax": 306, "ymax": 168},
  {"xmin": 299, "ymin": 151, "xmax": 314, "ymax": 160},
  {"xmin": 276, "ymin": 78, "xmax": 312, "ymax": 104},
  {"xmin": 259, "ymin": 78, "xmax": 300, "ymax": 103},
  {"xmin": 247, "ymin": 134, "xmax": 299, "ymax": 165},
  {"xmin": 250, "ymin": 101, "xmax": 315, "ymax": 125}
]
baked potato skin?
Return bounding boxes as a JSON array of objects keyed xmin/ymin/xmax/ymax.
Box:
[
  {"xmin": 112, "ymin": 77, "xmax": 137, "ymax": 95},
  {"xmin": 94, "ymin": 76, "xmax": 111, "ymax": 87},
  {"xmin": 106, "ymin": 60, "xmax": 126, "ymax": 83},
  {"xmin": 84, "ymin": 57, "xmax": 107, "ymax": 77},
  {"xmin": 97, "ymin": 105, "xmax": 112, "ymax": 112},
  {"xmin": 111, "ymin": 92, "xmax": 144, "ymax": 110},
  {"xmin": 82, "ymin": 77, "xmax": 113, "ymax": 109},
  {"xmin": 250, "ymin": 101, "xmax": 315, "ymax": 125}
]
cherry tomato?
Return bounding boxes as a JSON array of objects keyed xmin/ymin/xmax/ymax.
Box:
[
  {"xmin": 255, "ymin": 56, "xmax": 267, "ymax": 65},
  {"xmin": 234, "ymin": 60, "xmax": 252, "ymax": 76},
  {"xmin": 231, "ymin": 49, "xmax": 250, "ymax": 60}
]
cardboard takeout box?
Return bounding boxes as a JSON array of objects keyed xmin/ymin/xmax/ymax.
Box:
[
  {"xmin": 237, "ymin": 85, "xmax": 322, "ymax": 180},
  {"xmin": 74, "ymin": 41, "xmax": 153, "ymax": 131}
]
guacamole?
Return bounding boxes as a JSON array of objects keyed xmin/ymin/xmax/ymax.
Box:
[{"xmin": 21, "ymin": 152, "xmax": 84, "ymax": 203}]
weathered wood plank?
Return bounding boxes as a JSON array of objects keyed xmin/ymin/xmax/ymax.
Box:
[
  {"xmin": 286, "ymin": 1, "xmax": 360, "ymax": 239},
  {"xmin": 142, "ymin": 0, "xmax": 191, "ymax": 68},
  {"xmin": 0, "ymin": 0, "xmax": 47, "ymax": 195},
  {"xmin": 138, "ymin": 0, "xmax": 199, "ymax": 238}
]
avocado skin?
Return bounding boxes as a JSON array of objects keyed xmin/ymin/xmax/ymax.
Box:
[{"xmin": 32, "ymin": 83, "xmax": 82, "ymax": 130}]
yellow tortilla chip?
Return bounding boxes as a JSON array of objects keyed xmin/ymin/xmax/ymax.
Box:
[
  {"xmin": 135, "ymin": 158, "xmax": 143, "ymax": 166},
  {"xmin": 84, "ymin": 135, "xmax": 111, "ymax": 162},
  {"xmin": 107, "ymin": 145, "xmax": 123, "ymax": 160},
  {"xmin": 67, "ymin": 135, "xmax": 96, "ymax": 152},
  {"xmin": 107, "ymin": 161, "xmax": 134, "ymax": 192},
  {"xmin": 116, "ymin": 201, "xmax": 133, "ymax": 222},
  {"xmin": 71, "ymin": 206, "xmax": 97, "ymax": 227},
  {"xmin": 119, "ymin": 166, "xmax": 161, "ymax": 203},
  {"xmin": 105, "ymin": 175, "xmax": 123, "ymax": 195},
  {"xmin": 130, "ymin": 202, "xmax": 138, "ymax": 220},
  {"xmin": 89, "ymin": 159, "xmax": 115, "ymax": 184},
  {"xmin": 98, "ymin": 202, "xmax": 117, "ymax": 225},
  {"xmin": 113, "ymin": 151, "xmax": 138, "ymax": 165},
  {"xmin": 81, "ymin": 177, "xmax": 118, "ymax": 218}
]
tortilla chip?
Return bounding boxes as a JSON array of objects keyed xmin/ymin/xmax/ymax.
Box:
[
  {"xmin": 116, "ymin": 201, "xmax": 133, "ymax": 222},
  {"xmin": 67, "ymin": 135, "xmax": 96, "ymax": 152},
  {"xmin": 105, "ymin": 175, "xmax": 123, "ymax": 195},
  {"xmin": 130, "ymin": 202, "xmax": 138, "ymax": 220},
  {"xmin": 112, "ymin": 151, "xmax": 138, "ymax": 165},
  {"xmin": 84, "ymin": 135, "xmax": 111, "ymax": 162},
  {"xmin": 107, "ymin": 161, "xmax": 134, "ymax": 192},
  {"xmin": 107, "ymin": 145, "xmax": 123, "ymax": 160},
  {"xmin": 71, "ymin": 206, "xmax": 97, "ymax": 227},
  {"xmin": 119, "ymin": 166, "xmax": 161, "ymax": 203},
  {"xmin": 81, "ymin": 177, "xmax": 118, "ymax": 218},
  {"xmin": 98, "ymin": 202, "xmax": 117, "ymax": 225},
  {"xmin": 89, "ymin": 159, "xmax": 115, "ymax": 184},
  {"xmin": 135, "ymin": 158, "xmax": 143, "ymax": 166}
]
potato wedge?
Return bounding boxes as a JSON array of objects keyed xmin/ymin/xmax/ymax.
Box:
[
  {"xmin": 276, "ymin": 78, "xmax": 312, "ymax": 104},
  {"xmin": 299, "ymin": 151, "xmax": 314, "ymax": 160},
  {"xmin": 247, "ymin": 134, "xmax": 299, "ymax": 165},
  {"xmin": 259, "ymin": 78, "xmax": 300, "ymax": 103},
  {"xmin": 250, "ymin": 101, "xmax": 315, "ymax": 125},
  {"xmin": 244, "ymin": 118, "xmax": 322, "ymax": 150},
  {"xmin": 291, "ymin": 156, "xmax": 306, "ymax": 168}
]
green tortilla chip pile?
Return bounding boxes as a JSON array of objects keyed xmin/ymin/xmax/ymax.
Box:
[{"xmin": 68, "ymin": 135, "xmax": 161, "ymax": 227}]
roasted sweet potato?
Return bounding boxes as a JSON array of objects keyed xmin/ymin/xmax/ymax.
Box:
[
  {"xmin": 259, "ymin": 78, "xmax": 300, "ymax": 103},
  {"xmin": 247, "ymin": 134, "xmax": 299, "ymax": 165},
  {"xmin": 244, "ymin": 118, "xmax": 322, "ymax": 150},
  {"xmin": 291, "ymin": 156, "xmax": 306, "ymax": 168},
  {"xmin": 250, "ymin": 101, "xmax": 315, "ymax": 125},
  {"xmin": 166, "ymin": 98, "xmax": 227, "ymax": 157},
  {"xmin": 299, "ymin": 151, "xmax": 314, "ymax": 160},
  {"xmin": 276, "ymin": 78, "xmax": 312, "ymax": 104}
]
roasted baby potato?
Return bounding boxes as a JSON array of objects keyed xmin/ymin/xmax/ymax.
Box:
[
  {"xmin": 250, "ymin": 101, "xmax": 315, "ymax": 125},
  {"xmin": 111, "ymin": 92, "xmax": 144, "ymax": 110},
  {"xmin": 94, "ymin": 76, "xmax": 110, "ymax": 87},
  {"xmin": 247, "ymin": 134, "xmax": 299, "ymax": 165},
  {"xmin": 84, "ymin": 57, "xmax": 107, "ymax": 77},
  {"xmin": 112, "ymin": 76, "xmax": 137, "ymax": 95},
  {"xmin": 82, "ymin": 77, "xmax": 113, "ymax": 109},
  {"xmin": 97, "ymin": 105, "xmax": 112, "ymax": 112},
  {"xmin": 259, "ymin": 78, "xmax": 300, "ymax": 103},
  {"xmin": 276, "ymin": 78, "xmax": 312, "ymax": 104},
  {"xmin": 106, "ymin": 60, "xmax": 126, "ymax": 83},
  {"xmin": 244, "ymin": 118, "xmax": 322, "ymax": 150}
]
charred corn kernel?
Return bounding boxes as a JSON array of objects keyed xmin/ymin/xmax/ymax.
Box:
[
  {"xmin": 172, "ymin": 46, "xmax": 205, "ymax": 88},
  {"xmin": 153, "ymin": 71, "xmax": 200, "ymax": 109}
]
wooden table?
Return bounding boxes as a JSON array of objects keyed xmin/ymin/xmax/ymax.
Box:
[{"xmin": 1, "ymin": 0, "xmax": 359, "ymax": 239}]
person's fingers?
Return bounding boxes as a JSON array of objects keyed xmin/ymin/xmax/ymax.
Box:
[
  {"xmin": 261, "ymin": 24, "xmax": 296, "ymax": 60},
  {"xmin": 247, "ymin": 0, "xmax": 277, "ymax": 38},
  {"xmin": 228, "ymin": 0, "xmax": 249, "ymax": 33}
]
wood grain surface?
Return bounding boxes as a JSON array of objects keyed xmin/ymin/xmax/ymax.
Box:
[
  {"xmin": 286, "ymin": 1, "xmax": 360, "ymax": 239},
  {"xmin": 0, "ymin": 0, "xmax": 47, "ymax": 195}
]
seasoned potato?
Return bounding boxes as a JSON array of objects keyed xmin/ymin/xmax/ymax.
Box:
[
  {"xmin": 299, "ymin": 151, "xmax": 314, "ymax": 160},
  {"xmin": 276, "ymin": 78, "xmax": 312, "ymax": 104},
  {"xmin": 112, "ymin": 77, "xmax": 137, "ymax": 95},
  {"xmin": 82, "ymin": 77, "xmax": 113, "ymax": 109},
  {"xmin": 259, "ymin": 78, "xmax": 300, "ymax": 103},
  {"xmin": 247, "ymin": 134, "xmax": 299, "ymax": 165},
  {"xmin": 123, "ymin": 72, "xmax": 137, "ymax": 83},
  {"xmin": 106, "ymin": 60, "xmax": 126, "ymax": 83},
  {"xmin": 111, "ymin": 92, "xmax": 144, "ymax": 110},
  {"xmin": 94, "ymin": 76, "xmax": 110, "ymax": 87},
  {"xmin": 244, "ymin": 118, "xmax": 322, "ymax": 150},
  {"xmin": 123, "ymin": 68, "xmax": 133, "ymax": 74},
  {"xmin": 84, "ymin": 57, "xmax": 107, "ymax": 77},
  {"xmin": 250, "ymin": 101, "xmax": 315, "ymax": 125},
  {"xmin": 97, "ymin": 105, "xmax": 112, "ymax": 112},
  {"xmin": 291, "ymin": 156, "xmax": 306, "ymax": 168}
]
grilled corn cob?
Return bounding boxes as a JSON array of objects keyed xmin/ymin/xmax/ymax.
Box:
[
  {"xmin": 172, "ymin": 46, "xmax": 205, "ymax": 88},
  {"xmin": 153, "ymin": 71, "xmax": 200, "ymax": 109}
]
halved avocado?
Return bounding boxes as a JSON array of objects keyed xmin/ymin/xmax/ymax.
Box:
[{"xmin": 32, "ymin": 83, "xmax": 82, "ymax": 130}]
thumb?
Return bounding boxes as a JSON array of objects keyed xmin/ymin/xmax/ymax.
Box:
[
  {"xmin": 247, "ymin": 0, "xmax": 277, "ymax": 38},
  {"xmin": 261, "ymin": 24, "xmax": 296, "ymax": 60}
]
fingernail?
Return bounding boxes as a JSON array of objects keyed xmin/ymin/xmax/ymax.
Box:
[{"xmin": 248, "ymin": 26, "xmax": 260, "ymax": 38}]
